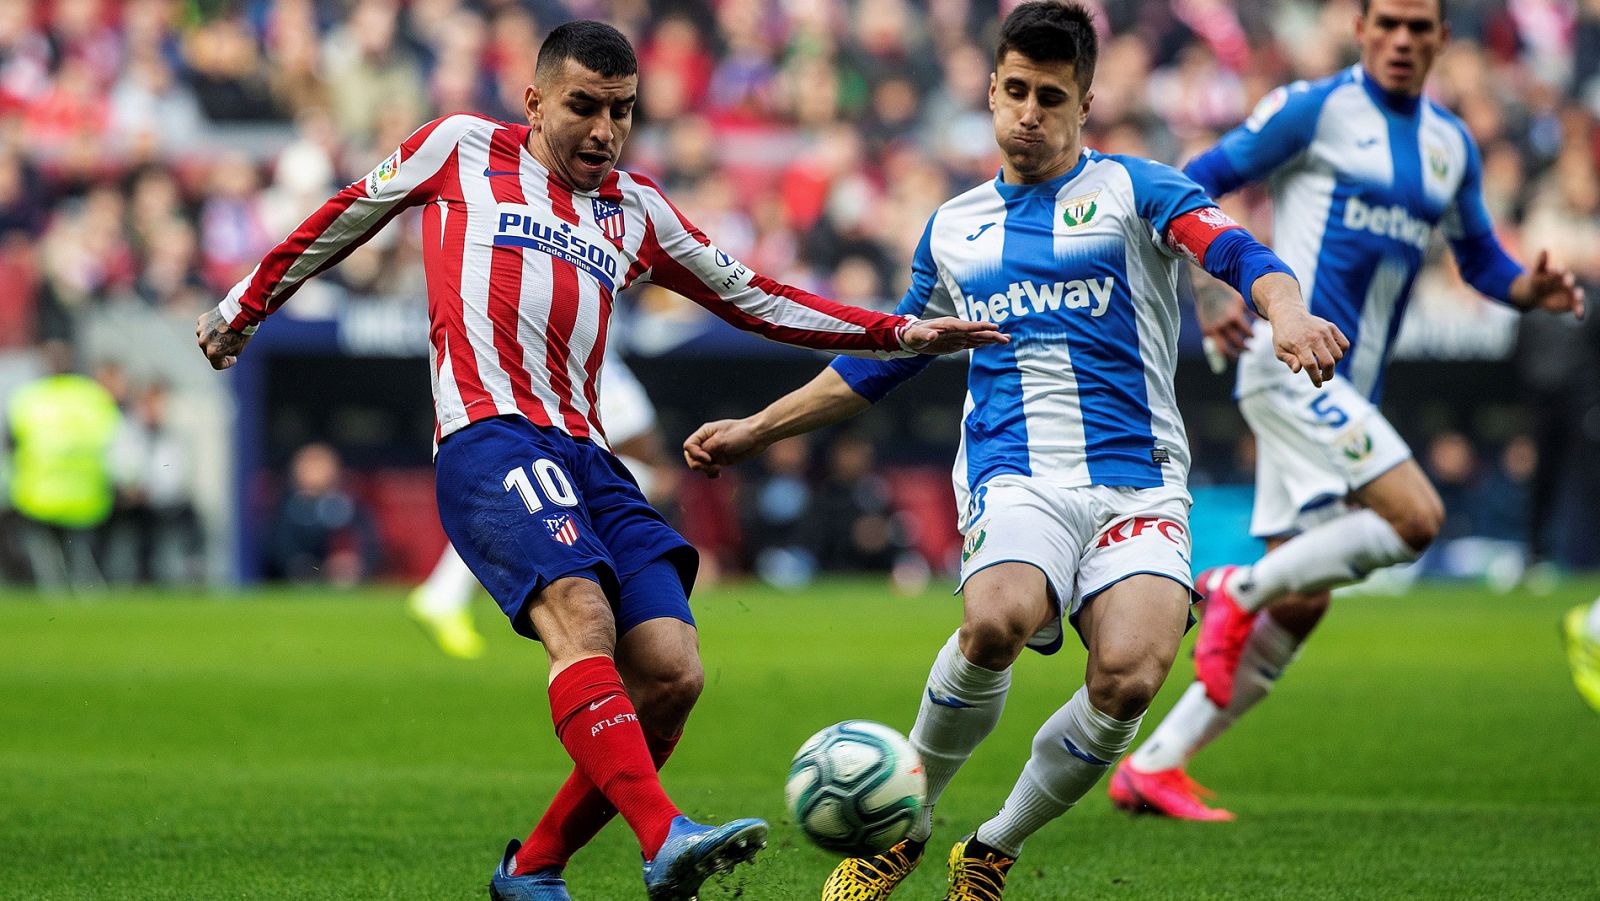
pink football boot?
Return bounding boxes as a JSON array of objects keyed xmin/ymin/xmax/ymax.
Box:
[{"xmin": 1108, "ymin": 759, "xmax": 1234, "ymax": 822}]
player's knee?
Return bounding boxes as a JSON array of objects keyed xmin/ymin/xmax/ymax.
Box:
[
  {"xmin": 1387, "ymin": 499, "xmax": 1443, "ymax": 552},
  {"xmin": 958, "ymin": 612, "xmax": 1034, "ymax": 670},
  {"xmin": 635, "ymin": 659, "xmax": 703, "ymax": 733},
  {"xmin": 1086, "ymin": 657, "xmax": 1166, "ymax": 720}
]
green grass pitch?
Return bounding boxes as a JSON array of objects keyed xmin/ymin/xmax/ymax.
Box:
[{"xmin": 3, "ymin": 579, "xmax": 1599, "ymax": 900}]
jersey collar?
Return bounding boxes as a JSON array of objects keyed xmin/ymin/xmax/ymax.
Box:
[
  {"xmin": 1354, "ymin": 65, "xmax": 1422, "ymax": 117},
  {"xmin": 992, "ymin": 150, "xmax": 1091, "ymax": 199}
]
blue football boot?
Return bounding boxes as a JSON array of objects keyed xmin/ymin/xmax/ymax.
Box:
[
  {"xmin": 641, "ymin": 815, "xmax": 768, "ymax": 900},
  {"xmin": 489, "ymin": 840, "xmax": 571, "ymax": 901}
]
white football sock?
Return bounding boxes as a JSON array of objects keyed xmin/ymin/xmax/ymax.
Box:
[
  {"xmin": 413, "ymin": 545, "xmax": 479, "ymax": 616},
  {"xmin": 1130, "ymin": 613, "xmax": 1300, "ymax": 771},
  {"xmin": 975, "ymin": 686, "xmax": 1141, "ymax": 856},
  {"xmin": 1233, "ymin": 509, "xmax": 1414, "ymax": 612},
  {"xmin": 906, "ymin": 632, "xmax": 1011, "ymax": 843}
]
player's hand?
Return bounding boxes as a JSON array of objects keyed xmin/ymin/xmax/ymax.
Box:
[
  {"xmin": 1511, "ymin": 250, "xmax": 1586, "ymax": 319},
  {"xmin": 196, "ymin": 309, "xmax": 253, "ymax": 370},
  {"xmin": 683, "ymin": 418, "xmax": 767, "ymax": 479},
  {"xmin": 1198, "ymin": 295, "xmax": 1254, "ymax": 371},
  {"xmin": 1270, "ymin": 308, "xmax": 1347, "ymax": 388},
  {"xmin": 900, "ymin": 317, "xmax": 1009, "ymax": 355}
]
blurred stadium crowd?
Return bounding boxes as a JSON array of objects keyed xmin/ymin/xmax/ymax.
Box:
[{"xmin": 0, "ymin": 0, "xmax": 1596, "ymax": 589}]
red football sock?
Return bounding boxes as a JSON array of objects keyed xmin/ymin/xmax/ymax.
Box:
[
  {"xmin": 514, "ymin": 729, "xmax": 680, "ymax": 874},
  {"xmin": 541, "ymin": 656, "xmax": 681, "ymax": 861}
]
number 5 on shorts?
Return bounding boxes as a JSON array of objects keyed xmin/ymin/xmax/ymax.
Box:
[
  {"xmin": 1309, "ymin": 393, "xmax": 1349, "ymax": 429},
  {"xmin": 504, "ymin": 459, "xmax": 579, "ymax": 513}
]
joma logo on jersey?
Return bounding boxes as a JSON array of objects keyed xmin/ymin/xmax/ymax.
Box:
[
  {"xmin": 495, "ymin": 206, "xmax": 619, "ymax": 290},
  {"xmin": 964, "ymin": 277, "xmax": 1115, "ymax": 323},
  {"xmin": 1342, "ymin": 196, "xmax": 1430, "ymax": 251},
  {"xmin": 1095, "ymin": 516, "xmax": 1185, "ymax": 548}
]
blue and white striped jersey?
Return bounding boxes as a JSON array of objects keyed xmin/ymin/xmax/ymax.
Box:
[
  {"xmin": 834, "ymin": 150, "xmax": 1219, "ymax": 516},
  {"xmin": 1195, "ymin": 65, "xmax": 1516, "ymax": 402}
]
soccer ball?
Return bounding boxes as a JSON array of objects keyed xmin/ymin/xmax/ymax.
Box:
[{"xmin": 785, "ymin": 720, "xmax": 926, "ymax": 856}]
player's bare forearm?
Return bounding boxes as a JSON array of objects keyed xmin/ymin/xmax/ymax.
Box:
[
  {"xmin": 195, "ymin": 308, "xmax": 254, "ymax": 371},
  {"xmin": 1251, "ymin": 272, "xmax": 1349, "ymax": 387},
  {"xmin": 749, "ymin": 368, "xmax": 871, "ymax": 441},
  {"xmin": 1248, "ymin": 272, "xmax": 1306, "ymax": 323},
  {"xmin": 683, "ymin": 368, "xmax": 870, "ymax": 478}
]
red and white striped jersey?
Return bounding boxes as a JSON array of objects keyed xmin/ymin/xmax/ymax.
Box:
[{"xmin": 218, "ymin": 114, "xmax": 917, "ymax": 444}]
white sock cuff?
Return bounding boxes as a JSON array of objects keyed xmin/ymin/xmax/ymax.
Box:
[
  {"xmin": 1349, "ymin": 509, "xmax": 1417, "ymax": 564},
  {"xmin": 1060, "ymin": 686, "xmax": 1143, "ymax": 762},
  {"xmin": 933, "ymin": 631, "xmax": 1011, "ymax": 696}
]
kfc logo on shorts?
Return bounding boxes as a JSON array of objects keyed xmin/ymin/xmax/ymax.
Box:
[{"xmin": 1096, "ymin": 516, "xmax": 1185, "ymax": 548}]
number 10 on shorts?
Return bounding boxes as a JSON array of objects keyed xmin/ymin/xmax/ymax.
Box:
[{"xmin": 504, "ymin": 460, "xmax": 579, "ymax": 513}]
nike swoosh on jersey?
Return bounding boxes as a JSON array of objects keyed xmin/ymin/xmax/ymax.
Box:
[
  {"xmin": 965, "ymin": 222, "xmax": 996, "ymax": 241},
  {"xmin": 483, "ymin": 167, "xmax": 522, "ymax": 177},
  {"xmin": 589, "ymin": 695, "xmax": 622, "ymax": 712},
  {"xmin": 1355, "ymin": 137, "xmax": 1379, "ymax": 148}
]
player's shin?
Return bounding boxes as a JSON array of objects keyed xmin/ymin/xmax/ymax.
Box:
[
  {"xmin": 547, "ymin": 656, "xmax": 681, "ymax": 859},
  {"xmin": 1233, "ymin": 510, "xmax": 1414, "ymax": 611},
  {"xmin": 907, "ymin": 631, "xmax": 1011, "ymax": 842},
  {"xmin": 514, "ymin": 730, "xmax": 679, "ymax": 874},
  {"xmin": 1131, "ymin": 613, "xmax": 1300, "ymax": 771},
  {"xmin": 976, "ymin": 686, "xmax": 1141, "ymax": 856}
]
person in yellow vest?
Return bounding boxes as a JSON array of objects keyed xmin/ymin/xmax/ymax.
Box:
[{"xmin": 5, "ymin": 341, "xmax": 122, "ymax": 591}]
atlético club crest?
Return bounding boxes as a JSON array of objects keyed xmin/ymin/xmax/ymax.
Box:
[
  {"xmin": 1060, "ymin": 191, "xmax": 1100, "ymax": 230},
  {"xmin": 545, "ymin": 513, "xmax": 581, "ymax": 546},
  {"xmin": 592, "ymin": 198, "xmax": 625, "ymax": 241}
]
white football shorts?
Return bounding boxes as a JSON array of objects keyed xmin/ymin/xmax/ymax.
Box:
[
  {"xmin": 955, "ymin": 475, "xmax": 1197, "ymax": 655},
  {"xmin": 1239, "ymin": 374, "xmax": 1411, "ymax": 539}
]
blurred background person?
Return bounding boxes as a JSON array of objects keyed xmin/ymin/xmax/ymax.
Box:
[
  {"xmin": 737, "ymin": 435, "xmax": 818, "ymax": 590},
  {"xmin": 4, "ymin": 340, "xmax": 120, "ymax": 592},
  {"xmin": 265, "ymin": 442, "xmax": 379, "ymax": 586},
  {"xmin": 809, "ymin": 432, "xmax": 910, "ymax": 575},
  {"xmin": 106, "ymin": 380, "xmax": 201, "ymax": 585}
]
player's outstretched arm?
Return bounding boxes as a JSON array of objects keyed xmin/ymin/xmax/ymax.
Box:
[
  {"xmin": 683, "ymin": 368, "xmax": 870, "ymax": 479},
  {"xmin": 1509, "ymin": 250, "xmax": 1586, "ymax": 319},
  {"xmin": 1253, "ymin": 272, "xmax": 1348, "ymax": 387},
  {"xmin": 197, "ymin": 116, "xmax": 471, "ymax": 368}
]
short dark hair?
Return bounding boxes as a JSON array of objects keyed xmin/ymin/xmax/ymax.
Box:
[
  {"xmin": 1360, "ymin": 0, "xmax": 1446, "ymax": 20},
  {"xmin": 536, "ymin": 20, "xmax": 637, "ymax": 82},
  {"xmin": 995, "ymin": 1, "xmax": 1098, "ymax": 93}
]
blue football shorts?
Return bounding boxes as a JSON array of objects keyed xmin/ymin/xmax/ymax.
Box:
[{"xmin": 434, "ymin": 415, "xmax": 697, "ymax": 640}]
